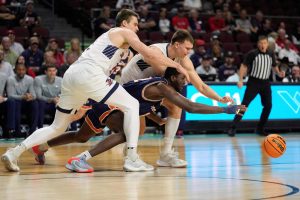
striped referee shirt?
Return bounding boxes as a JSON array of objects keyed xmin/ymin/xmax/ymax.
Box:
[{"xmin": 243, "ymin": 49, "xmax": 276, "ymax": 80}]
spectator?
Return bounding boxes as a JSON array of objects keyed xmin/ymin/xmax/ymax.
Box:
[
  {"xmin": 171, "ymin": 7, "xmax": 191, "ymax": 32},
  {"xmin": 291, "ymin": 23, "xmax": 300, "ymax": 45},
  {"xmin": 0, "ymin": 3, "xmax": 16, "ymax": 27},
  {"xmin": 21, "ymin": 36, "xmax": 44, "ymax": 78},
  {"xmin": 277, "ymin": 21, "xmax": 286, "ymax": 32},
  {"xmin": 283, "ymin": 65, "xmax": 300, "ymax": 83},
  {"xmin": 226, "ymin": 66, "xmax": 249, "ymax": 82},
  {"xmin": 0, "ymin": 49, "xmax": 14, "ymax": 77},
  {"xmin": 276, "ymin": 28, "xmax": 299, "ymax": 53},
  {"xmin": 190, "ymin": 39, "xmax": 206, "ymax": 68},
  {"xmin": 208, "ymin": 9, "xmax": 226, "ymax": 33},
  {"xmin": 16, "ymin": 55, "xmax": 26, "ymax": 66},
  {"xmin": 231, "ymin": 2, "xmax": 241, "ymax": 16},
  {"xmin": 34, "ymin": 65, "xmax": 62, "ymax": 128},
  {"xmin": 58, "ymin": 52, "xmax": 77, "ymax": 77},
  {"xmin": 45, "ymin": 38, "xmax": 64, "ymax": 68},
  {"xmin": 183, "ymin": 0, "xmax": 202, "ymax": 10},
  {"xmin": 116, "ymin": 0, "xmax": 135, "ymax": 10},
  {"xmin": 6, "ymin": 63, "xmax": 38, "ymax": 137},
  {"xmin": 64, "ymin": 38, "xmax": 81, "ymax": 62},
  {"xmin": 278, "ymin": 39, "xmax": 300, "ymax": 65},
  {"xmin": 138, "ymin": 5, "xmax": 156, "ymax": 31},
  {"xmin": 196, "ymin": 55, "xmax": 217, "ymax": 81},
  {"xmin": 224, "ymin": 11, "xmax": 237, "ymax": 34},
  {"xmin": 0, "ymin": 72, "xmax": 16, "ymax": 139},
  {"xmin": 7, "ymin": 29, "xmax": 24, "ymax": 56},
  {"xmin": 206, "ymin": 35, "xmax": 225, "ymax": 68},
  {"xmin": 94, "ymin": 6, "xmax": 115, "ymax": 38},
  {"xmin": 214, "ymin": 0, "xmax": 225, "ymax": 11},
  {"xmin": 251, "ymin": 10, "xmax": 264, "ymax": 34},
  {"xmin": 257, "ymin": 19, "xmax": 273, "ymax": 37},
  {"xmin": 19, "ymin": 0, "xmax": 41, "ymax": 33},
  {"xmin": 235, "ymin": 9, "xmax": 255, "ymax": 35},
  {"xmin": 188, "ymin": 9, "xmax": 204, "ymax": 33},
  {"xmin": 218, "ymin": 51, "xmax": 237, "ymax": 81},
  {"xmin": 42, "ymin": 50, "xmax": 57, "ymax": 69},
  {"xmin": 1, "ymin": 36, "xmax": 18, "ymax": 67},
  {"xmin": 157, "ymin": 7, "xmax": 171, "ymax": 35}
]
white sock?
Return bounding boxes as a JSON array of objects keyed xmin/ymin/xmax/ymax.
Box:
[
  {"xmin": 161, "ymin": 117, "xmax": 180, "ymax": 155},
  {"xmin": 22, "ymin": 110, "xmax": 73, "ymax": 151},
  {"xmin": 13, "ymin": 143, "xmax": 27, "ymax": 157},
  {"xmin": 77, "ymin": 150, "xmax": 92, "ymax": 161},
  {"xmin": 127, "ymin": 147, "xmax": 138, "ymax": 160}
]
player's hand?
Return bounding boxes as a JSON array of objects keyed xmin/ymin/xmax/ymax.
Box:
[
  {"xmin": 223, "ymin": 105, "xmax": 246, "ymax": 115},
  {"xmin": 219, "ymin": 96, "xmax": 234, "ymax": 104},
  {"xmin": 237, "ymin": 81, "xmax": 243, "ymax": 88},
  {"xmin": 176, "ymin": 64, "xmax": 190, "ymax": 82}
]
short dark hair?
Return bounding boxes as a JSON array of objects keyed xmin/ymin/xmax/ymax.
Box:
[
  {"xmin": 14, "ymin": 63, "xmax": 26, "ymax": 70},
  {"xmin": 115, "ymin": 9, "xmax": 139, "ymax": 27},
  {"xmin": 258, "ymin": 35, "xmax": 268, "ymax": 42},
  {"xmin": 171, "ymin": 30, "xmax": 194, "ymax": 44},
  {"xmin": 164, "ymin": 67, "xmax": 180, "ymax": 80},
  {"xmin": 45, "ymin": 64, "xmax": 57, "ymax": 71}
]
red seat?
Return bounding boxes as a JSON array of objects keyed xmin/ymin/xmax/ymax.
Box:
[
  {"xmin": 32, "ymin": 27, "xmax": 50, "ymax": 39},
  {"xmin": 236, "ymin": 32, "xmax": 251, "ymax": 43},
  {"xmin": 223, "ymin": 43, "xmax": 238, "ymax": 52},
  {"xmin": 148, "ymin": 31, "xmax": 165, "ymax": 43},
  {"xmin": 0, "ymin": 27, "xmax": 8, "ymax": 37},
  {"xmin": 13, "ymin": 27, "xmax": 29, "ymax": 39},
  {"xmin": 239, "ymin": 43, "xmax": 255, "ymax": 54},
  {"xmin": 219, "ymin": 32, "xmax": 234, "ymax": 43},
  {"xmin": 137, "ymin": 31, "xmax": 148, "ymax": 43},
  {"xmin": 165, "ymin": 31, "xmax": 174, "ymax": 41}
]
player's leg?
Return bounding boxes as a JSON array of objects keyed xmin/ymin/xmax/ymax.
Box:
[
  {"xmin": 1, "ymin": 71, "xmax": 86, "ymax": 172},
  {"xmin": 95, "ymin": 85, "xmax": 153, "ymax": 171},
  {"xmin": 257, "ymin": 82, "xmax": 272, "ymax": 135},
  {"xmin": 228, "ymin": 81, "xmax": 259, "ymax": 136},
  {"xmin": 157, "ymin": 98, "xmax": 187, "ymax": 168}
]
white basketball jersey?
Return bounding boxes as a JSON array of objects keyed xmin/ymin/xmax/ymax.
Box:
[
  {"xmin": 75, "ymin": 29, "xmax": 129, "ymax": 76},
  {"xmin": 121, "ymin": 43, "xmax": 180, "ymax": 84}
]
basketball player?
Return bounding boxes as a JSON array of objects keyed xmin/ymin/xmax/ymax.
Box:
[
  {"xmin": 1, "ymin": 9, "xmax": 189, "ymax": 172},
  {"xmin": 31, "ymin": 68, "xmax": 245, "ymax": 172},
  {"xmin": 120, "ymin": 30, "xmax": 233, "ymax": 167}
]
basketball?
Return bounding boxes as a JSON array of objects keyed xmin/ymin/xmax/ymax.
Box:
[{"xmin": 263, "ymin": 134, "xmax": 286, "ymax": 158}]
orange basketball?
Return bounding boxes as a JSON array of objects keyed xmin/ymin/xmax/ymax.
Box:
[{"xmin": 263, "ymin": 134, "xmax": 286, "ymax": 158}]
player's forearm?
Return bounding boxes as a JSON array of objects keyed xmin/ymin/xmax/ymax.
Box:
[
  {"xmin": 188, "ymin": 102, "xmax": 224, "ymax": 114},
  {"xmin": 200, "ymin": 84, "xmax": 222, "ymax": 102},
  {"xmin": 239, "ymin": 64, "xmax": 248, "ymax": 81}
]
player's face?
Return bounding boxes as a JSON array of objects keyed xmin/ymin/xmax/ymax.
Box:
[
  {"xmin": 175, "ymin": 40, "xmax": 193, "ymax": 58},
  {"xmin": 258, "ymin": 39, "xmax": 268, "ymax": 53},
  {"xmin": 124, "ymin": 16, "xmax": 139, "ymax": 33},
  {"xmin": 171, "ymin": 74, "xmax": 187, "ymax": 92}
]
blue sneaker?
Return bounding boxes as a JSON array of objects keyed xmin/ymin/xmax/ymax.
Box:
[{"xmin": 65, "ymin": 157, "xmax": 94, "ymax": 173}]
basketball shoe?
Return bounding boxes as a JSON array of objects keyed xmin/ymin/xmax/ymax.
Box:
[
  {"xmin": 29, "ymin": 145, "xmax": 47, "ymax": 165},
  {"xmin": 123, "ymin": 156, "xmax": 154, "ymax": 172},
  {"xmin": 1, "ymin": 148, "xmax": 20, "ymax": 172},
  {"xmin": 157, "ymin": 149, "xmax": 187, "ymax": 168},
  {"xmin": 65, "ymin": 157, "xmax": 94, "ymax": 173}
]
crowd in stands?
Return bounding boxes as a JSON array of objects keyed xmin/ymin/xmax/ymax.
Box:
[{"xmin": 1, "ymin": 0, "xmax": 300, "ymax": 139}]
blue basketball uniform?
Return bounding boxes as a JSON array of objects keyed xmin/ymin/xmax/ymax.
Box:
[{"xmin": 85, "ymin": 77, "xmax": 168, "ymax": 132}]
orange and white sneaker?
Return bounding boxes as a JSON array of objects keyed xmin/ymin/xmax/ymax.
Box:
[
  {"xmin": 29, "ymin": 145, "xmax": 47, "ymax": 165},
  {"xmin": 65, "ymin": 157, "xmax": 94, "ymax": 173}
]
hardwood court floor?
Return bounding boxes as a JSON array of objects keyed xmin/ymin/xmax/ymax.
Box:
[{"xmin": 0, "ymin": 133, "xmax": 299, "ymax": 200}]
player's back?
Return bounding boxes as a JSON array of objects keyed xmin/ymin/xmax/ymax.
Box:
[
  {"xmin": 123, "ymin": 77, "xmax": 167, "ymax": 115},
  {"xmin": 120, "ymin": 43, "xmax": 170, "ymax": 84}
]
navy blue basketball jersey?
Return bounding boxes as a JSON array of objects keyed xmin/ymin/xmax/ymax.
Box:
[{"xmin": 123, "ymin": 77, "xmax": 168, "ymax": 116}]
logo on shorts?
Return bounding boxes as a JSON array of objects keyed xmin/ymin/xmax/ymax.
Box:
[
  {"xmin": 151, "ymin": 105, "xmax": 157, "ymax": 113},
  {"xmin": 106, "ymin": 78, "xmax": 113, "ymax": 86}
]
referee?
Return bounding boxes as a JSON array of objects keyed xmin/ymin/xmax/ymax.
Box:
[{"xmin": 228, "ymin": 35, "xmax": 285, "ymax": 137}]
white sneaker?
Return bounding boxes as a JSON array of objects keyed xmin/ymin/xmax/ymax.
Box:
[
  {"xmin": 157, "ymin": 149, "xmax": 187, "ymax": 168},
  {"xmin": 123, "ymin": 156, "xmax": 154, "ymax": 172},
  {"xmin": 1, "ymin": 148, "xmax": 20, "ymax": 172}
]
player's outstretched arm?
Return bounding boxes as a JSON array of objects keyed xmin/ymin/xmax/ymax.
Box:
[{"xmin": 158, "ymin": 83, "xmax": 246, "ymax": 114}]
